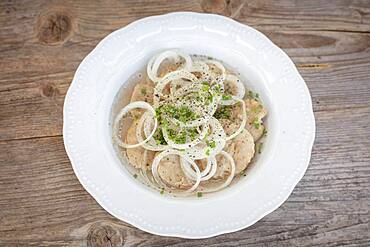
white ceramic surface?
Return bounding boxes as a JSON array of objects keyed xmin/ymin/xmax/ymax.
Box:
[{"xmin": 63, "ymin": 12, "xmax": 316, "ymax": 239}]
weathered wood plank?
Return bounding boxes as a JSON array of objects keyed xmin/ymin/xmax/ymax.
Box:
[
  {"xmin": 0, "ymin": 107, "xmax": 369, "ymax": 246},
  {"xmin": 206, "ymin": 0, "xmax": 370, "ymax": 32}
]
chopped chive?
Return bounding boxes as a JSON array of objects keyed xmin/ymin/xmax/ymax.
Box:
[
  {"xmin": 214, "ymin": 105, "xmax": 232, "ymax": 119},
  {"xmin": 213, "ymin": 84, "xmax": 221, "ymax": 94},
  {"xmin": 153, "ymin": 128, "xmax": 166, "ymax": 145},
  {"xmin": 252, "ymin": 105, "xmax": 263, "ymax": 113},
  {"xmin": 247, "ymin": 90, "xmax": 254, "ymax": 98},
  {"xmin": 205, "ymin": 148, "xmax": 210, "ymax": 156},
  {"xmin": 160, "ymin": 188, "xmax": 165, "ymax": 194},
  {"xmin": 155, "ymin": 107, "xmax": 161, "ymax": 118},
  {"xmin": 252, "ymin": 118, "xmax": 260, "ymax": 129},
  {"xmin": 206, "ymin": 94, "xmax": 214, "ymax": 105},
  {"xmin": 202, "ymin": 82, "xmax": 210, "ymax": 91},
  {"xmin": 262, "ymin": 128, "xmax": 268, "ymax": 137},
  {"xmin": 161, "ymin": 104, "xmax": 198, "ymax": 123},
  {"xmin": 222, "ymin": 94, "xmax": 232, "ymax": 100},
  {"xmin": 247, "ymin": 90, "xmax": 260, "ymax": 100},
  {"xmin": 257, "ymin": 143, "xmax": 263, "ymax": 154},
  {"xmin": 197, "ymin": 192, "xmax": 203, "ymax": 197}
]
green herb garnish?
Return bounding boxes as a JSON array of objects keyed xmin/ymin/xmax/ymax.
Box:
[
  {"xmin": 162, "ymin": 104, "xmax": 198, "ymax": 123},
  {"xmin": 214, "ymin": 105, "xmax": 232, "ymax": 119},
  {"xmin": 262, "ymin": 128, "xmax": 268, "ymax": 137},
  {"xmin": 252, "ymin": 118, "xmax": 260, "ymax": 129},
  {"xmin": 153, "ymin": 128, "xmax": 167, "ymax": 145},
  {"xmin": 167, "ymin": 128, "xmax": 185, "ymax": 144},
  {"xmin": 160, "ymin": 188, "xmax": 165, "ymax": 195},
  {"xmin": 167, "ymin": 127, "xmax": 198, "ymax": 144},
  {"xmin": 202, "ymin": 82, "xmax": 210, "ymax": 91},
  {"xmin": 247, "ymin": 90, "xmax": 254, "ymax": 98},
  {"xmin": 133, "ymin": 174, "xmax": 138, "ymax": 179},
  {"xmin": 206, "ymin": 140, "xmax": 216, "ymax": 148},
  {"xmin": 222, "ymin": 94, "xmax": 232, "ymax": 100},
  {"xmin": 247, "ymin": 90, "xmax": 260, "ymax": 100},
  {"xmin": 252, "ymin": 105, "xmax": 263, "ymax": 114},
  {"xmin": 140, "ymin": 88, "xmax": 147, "ymax": 95},
  {"xmin": 187, "ymin": 128, "xmax": 198, "ymax": 140},
  {"xmin": 155, "ymin": 106, "xmax": 162, "ymax": 119},
  {"xmin": 213, "ymin": 84, "xmax": 221, "ymax": 94},
  {"xmin": 197, "ymin": 192, "xmax": 203, "ymax": 197},
  {"xmin": 257, "ymin": 142, "xmax": 263, "ymax": 154}
]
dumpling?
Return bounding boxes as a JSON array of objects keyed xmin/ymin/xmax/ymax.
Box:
[
  {"xmin": 130, "ymin": 83, "xmax": 154, "ymax": 118},
  {"xmin": 244, "ymin": 98, "xmax": 267, "ymax": 141},
  {"xmin": 214, "ymin": 129, "xmax": 255, "ymax": 178},
  {"xmin": 157, "ymin": 154, "xmax": 193, "ymax": 189},
  {"xmin": 125, "ymin": 120, "xmax": 155, "ymax": 170}
]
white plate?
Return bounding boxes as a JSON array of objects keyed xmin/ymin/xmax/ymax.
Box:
[{"xmin": 63, "ymin": 12, "xmax": 315, "ymax": 239}]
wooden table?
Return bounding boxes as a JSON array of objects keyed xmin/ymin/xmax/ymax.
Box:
[{"xmin": 1, "ymin": 0, "xmax": 369, "ymax": 246}]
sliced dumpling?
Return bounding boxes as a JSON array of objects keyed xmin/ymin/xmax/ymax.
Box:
[
  {"xmin": 244, "ymin": 98, "xmax": 267, "ymax": 141},
  {"xmin": 214, "ymin": 129, "xmax": 255, "ymax": 178},
  {"xmin": 216, "ymin": 102, "xmax": 244, "ymax": 137},
  {"xmin": 157, "ymin": 154, "xmax": 193, "ymax": 189},
  {"xmin": 125, "ymin": 120, "xmax": 155, "ymax": 170},
  {"xmin": 130, "ymin": 83, "xmax": 154, "ymax": 118}
]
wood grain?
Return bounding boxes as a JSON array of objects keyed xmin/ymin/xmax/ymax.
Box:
[
  {"xmin": 0, "ymin": 0, "xmax": 370, "ymax": 246},
  {"xmin": 0, "ymin": 108, "xmax": 369, "ymax": 246}
]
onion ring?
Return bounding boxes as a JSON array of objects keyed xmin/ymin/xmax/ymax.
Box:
[
  {"xmin": 225, "ymin": 97, "xmax": 247, "ymax": 141},
  {"xmin": 151, "ymin": 149, "xmax": 201, "ymax": 192},
  {"xmin": 147, "ymin": 50, "xmax": 192, "ymax": 82},
  {"xmin": 113, "ymin": 101, "xmax": 157, "ymax": 148}
]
